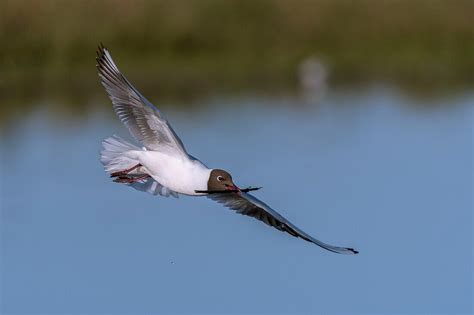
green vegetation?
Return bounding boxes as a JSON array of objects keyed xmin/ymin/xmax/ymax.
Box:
[{"xmin": 1, "ymin": 0, "xmax": 473, "ymax": 109}]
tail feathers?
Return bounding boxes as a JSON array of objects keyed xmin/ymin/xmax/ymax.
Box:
[
  {"xmin": 100, "ymin": 135, "xmax": 179, "ymax": 198},
  {"xmin": 100, "ymin": 135, "xmax": 140, "ymax": 174}
]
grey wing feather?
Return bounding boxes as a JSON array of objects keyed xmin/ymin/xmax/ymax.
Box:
[
  {"xmin": 96, "ymin": 44, "xmax": 188, "ymax": 155},
  {"xmin": 209, "ymin": 192, "xmax": 358, "ymax": 255},
  {"xmin": 129, "ymin": 177, "xmax": 179, "ymax": 198}
]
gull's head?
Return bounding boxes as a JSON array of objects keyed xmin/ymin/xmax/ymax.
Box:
[{"xmin": 208, "ymin": 169, "xmax": 239, "ymax": 191}]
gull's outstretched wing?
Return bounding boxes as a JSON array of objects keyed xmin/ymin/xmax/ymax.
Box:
[
  {"xmin": 209, "ymin": 192, "xmax": 358, "ymax": 254},
  {"xmin": 96, "ymin": 44, "xmax": 188, "ymax": 155}
]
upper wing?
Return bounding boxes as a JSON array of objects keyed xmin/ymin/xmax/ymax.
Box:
[
  {"xmin": 96, "ymin": 44, "xmax": 188, "ymax": 155},
  {"xmin": 209, "ymin": 192, "xmax": 358, "ymax": 254}
]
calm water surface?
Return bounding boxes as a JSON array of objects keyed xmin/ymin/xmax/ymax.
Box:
[{"xmin": 2, "ymin": 87, "xmax": 473, "ymax": 313}]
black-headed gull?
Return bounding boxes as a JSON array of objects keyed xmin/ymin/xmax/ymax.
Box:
[{"xmin": 97, "ymin": 45, "xmax": 358, "ymax": 255}]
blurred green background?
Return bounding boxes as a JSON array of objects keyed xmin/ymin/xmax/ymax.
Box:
[{"xmin": 0, "ymin": 0, "xmax": 473, "ymax": 123}]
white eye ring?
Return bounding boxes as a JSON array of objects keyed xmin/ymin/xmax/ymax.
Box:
[{"xmin": 217, "ymin": 176, "xmax": 224, "ymax": 181}]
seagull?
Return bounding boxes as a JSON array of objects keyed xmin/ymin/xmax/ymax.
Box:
[{"xmin": 97, "ymin": 44, "xmax": 358, "ymax": 255}]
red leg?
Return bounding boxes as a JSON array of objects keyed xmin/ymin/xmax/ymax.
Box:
[{"xmin": 110, "ymin": 163, "xmax": 142, "ymax": 178}]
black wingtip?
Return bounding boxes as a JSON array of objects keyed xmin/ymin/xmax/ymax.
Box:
[
  {"xmin": 96, "ymin": 42, "xmax": 107, "ymax": 58},
  {"xmin": 96, "ymin": 43, "xmax": 110, "ymax": 70},
  {"xmin": 348, "ymin": 248, "xmax": 359, "ymax": 254},
  {"xmin": 96, "ymin": 44, "xmax": 103, "ymax": 63}
]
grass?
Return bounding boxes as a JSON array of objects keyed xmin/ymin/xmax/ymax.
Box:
[{"xmin": 0, "ymin": 0, "xmax": 473, "ymax": 111}]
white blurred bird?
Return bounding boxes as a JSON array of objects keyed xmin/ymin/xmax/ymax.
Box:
[{"xmin": 97, "ymin": 44, "xmax": 358, "ymax": 255}]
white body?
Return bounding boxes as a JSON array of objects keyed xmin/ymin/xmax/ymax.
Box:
[
  {"xmin": 100, "ymin": 135, "xmax": 209, "ymax": 197},
  {"xmin": 132, "ymin": 150, "xmax": 211, "ymax": 195}
]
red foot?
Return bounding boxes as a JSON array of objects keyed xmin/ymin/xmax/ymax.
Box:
[{"xmin": 110, "ymin": 163, "xmax": 142, "ymax": 178}]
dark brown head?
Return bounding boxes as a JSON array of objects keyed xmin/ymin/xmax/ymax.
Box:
[{"xmin": 208, "ymin": 169, "xmax": 239, "ymax": 191}]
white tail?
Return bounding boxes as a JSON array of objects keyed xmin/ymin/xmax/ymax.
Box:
[{"xmin": 100, "ymin": 135, "xmax": 141, "ymax": 174}]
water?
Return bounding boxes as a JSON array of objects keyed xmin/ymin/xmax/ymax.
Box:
[{"xmin": 1, "ymin": 87, "xmax": 472, "ymax": 313}]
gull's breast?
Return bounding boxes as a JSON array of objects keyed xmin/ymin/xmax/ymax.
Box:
[{"xmin": 138, "ymin": 150, "xmax": 211, "ymax": 196}]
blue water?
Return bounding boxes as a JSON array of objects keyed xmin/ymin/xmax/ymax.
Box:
[{"xmin": 2, "ymin": 87, "xmax": 473, "ymax": 313}]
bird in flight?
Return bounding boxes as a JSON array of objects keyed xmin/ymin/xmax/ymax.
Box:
[{"xmin": 97, "ymin": 44, "xmax": 358, "ymax": 255}]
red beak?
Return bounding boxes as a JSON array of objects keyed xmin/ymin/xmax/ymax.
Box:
[{"xmin": 225, "ymin": 184, "xmax": 240, "ymax": 191}]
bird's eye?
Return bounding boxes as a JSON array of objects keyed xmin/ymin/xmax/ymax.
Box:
[{"xmin": 217, "ymin": 176, "xmax": 224, "ymax": 181}]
